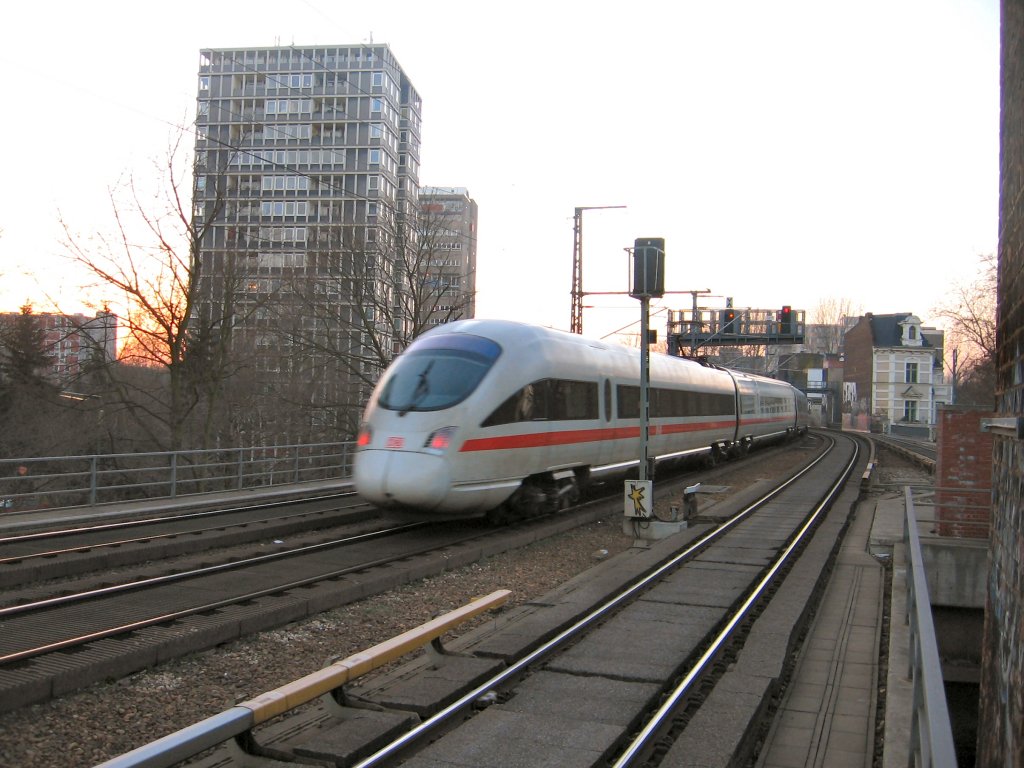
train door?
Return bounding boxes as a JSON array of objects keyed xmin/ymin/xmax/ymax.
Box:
[
  {"xmin": 735, "ymin": 377, "xmax": 759, "ymax": 441},
  {"xmin": 595, "ymin": 378, "xmax": 616, "ymax": 468}
]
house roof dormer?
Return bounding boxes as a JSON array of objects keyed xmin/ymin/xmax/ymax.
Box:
[
  {"xmin": 898, "ymin": 314, "xmax": 924, "ymax": 347},
  {"xmin": 865, "ymin": 312, "xmax": 929, "ymax": 349}
]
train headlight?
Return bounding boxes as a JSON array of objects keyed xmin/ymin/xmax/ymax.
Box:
[
  {"xmin": 356, "ymin": 425, "xmax": 372, "ymax": 448},
  {"xmin": 424, "ymin": 426, "xmax": 457, "ymax": 454}
]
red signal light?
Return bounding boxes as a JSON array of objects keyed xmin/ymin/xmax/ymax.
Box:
[{"xmin": 780, "ymin": 306, "xmax": 793, "ymax": 333}]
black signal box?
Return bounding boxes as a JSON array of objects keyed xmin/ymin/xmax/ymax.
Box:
[{"xmin": 631, "ymin": 238, "xmax": 665, "ymax": 298}]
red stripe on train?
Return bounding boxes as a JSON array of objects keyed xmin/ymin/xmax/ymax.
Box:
[{"xmin": 459, "ymin": 420, "xmax": 740, "ymax": 453}]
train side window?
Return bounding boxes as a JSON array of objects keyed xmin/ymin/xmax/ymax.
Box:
[
  {"xmin": 617, "ymin": 385, "xmax": 640, "ymax": 419},
  {"xmin": 482, "ymin": 378, "xmax": 598, "ymax": 426},
  {"xmin": 649, "ymin": 387, "xmax": 736, "ymax": 418},
  {"xmin": 481, "ymin": 382, "xmax": 540, "ymax": 427},
  {"xmin": 551, "ymin": 379, "xmax": 599, "ymax": 420},
  {"xmin": 604, "ymin": 379, "xmax": 612, "ymax": 422}
]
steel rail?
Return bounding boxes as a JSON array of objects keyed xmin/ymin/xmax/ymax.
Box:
[
  {"xmin": 0, "ymin": 521, "xmax": 429, "ymax": 620},
  {"xmin": 612, "ymin": 434, "xmax": 860, "ymax": 766},
  {"xmin": 0, "ymin": 520, "xmax": 527, "ymax": 665},
  {"xmin": 0, "ymin": 490, "xmax": 355, "ymax": 545},
  {"xmin": 0, "ymin": 499, "xmax": 366, "ymax": 565},
  {"xmin": 348, "ymin": 436, "xmax": 840, "ymax": 768}
]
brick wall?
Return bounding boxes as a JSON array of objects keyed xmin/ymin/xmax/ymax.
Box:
[
  {"xmin": 977, "ymin": 2, "xmax": 1024, "ymax": 764},
  {"xmin": 935, "ymin": 406, "xmax": 993, "ymax": 538},
  {"xmin": 841, "ymin": 315, "xmax": 872, "ymax": 431}
]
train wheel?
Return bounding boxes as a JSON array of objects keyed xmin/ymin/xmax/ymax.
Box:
[
  {"xmin": 560, "ymin": 478, "xmax": 580, "ymax": 507},
  {"xmin": 704, "ymin": 446, "xmax": 720, "ymax": 468},
  {"xmin": 485, "ymin": 505, "xmax": 513, "ymax": 525}
]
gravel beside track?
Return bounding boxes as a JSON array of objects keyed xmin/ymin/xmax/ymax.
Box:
[{"xmin": 0, "ymin": 438, "xmax": 920, "ymax": 768}]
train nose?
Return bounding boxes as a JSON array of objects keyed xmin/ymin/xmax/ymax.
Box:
[{"xmin": 354, "ymin": 450, "xmax": 451, "ymax": 510}]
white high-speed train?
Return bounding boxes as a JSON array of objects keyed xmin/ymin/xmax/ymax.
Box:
[{"xmin": 354, "ymin": 319, "xmax": 808, "ymax": 521}]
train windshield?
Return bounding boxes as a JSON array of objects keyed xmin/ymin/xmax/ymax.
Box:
[{"xmin": 378, "ymin": 333, "xmax": 502, "ymax": 414}]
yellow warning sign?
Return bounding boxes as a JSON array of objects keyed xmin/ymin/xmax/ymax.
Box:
[{"xmin": 624, "ymin": 480, "xmax": 652, "ymax": 519}]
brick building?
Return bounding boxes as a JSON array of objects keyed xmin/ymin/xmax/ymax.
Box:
[
  {"xmin": 977, "ymin": 2, "xmax": 1024, "ymax": 764},
  {"xmin": 935, "ymin": 405, "xmax": 994, "ymax": 539}
]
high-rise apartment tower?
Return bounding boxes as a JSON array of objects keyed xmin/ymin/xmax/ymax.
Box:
[{"xmin": 193, "ymin": 44, "xmax": 422, "ymax": 439}]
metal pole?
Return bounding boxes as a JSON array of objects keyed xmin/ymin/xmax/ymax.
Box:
[
  {"xmin": 570, "ymin": 208, "xmax": 583, "ymax": 334},
  {"xmin": 89, "ymin": 456, "xmax": 98, "ymax": 505},
  {"xmin": 570, "ymin": 205, "xmax": 626, "ymax": 335},
  {"xmin": 691, "ymin": 291, "xmax": 700, "ymax": 357},
  {"xmin": 639, "ymin": 296, "xmax": 650, "ymax": 482}
]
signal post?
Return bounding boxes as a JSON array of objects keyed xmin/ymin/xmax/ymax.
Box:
[{"xmin": 623, "ymin": 238, "xmax": 688, "ymax": 543}]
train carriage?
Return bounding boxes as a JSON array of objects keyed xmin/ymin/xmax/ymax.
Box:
[{"xmin": 354, "ymin": 319, "xmax": 808, "ymax": 520}]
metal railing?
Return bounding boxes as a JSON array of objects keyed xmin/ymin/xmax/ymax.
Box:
[
  {"xmin": 0, "ymin": 442, "xmax": 354, "ymax": 513},
  {"xmin": 904, "ymin": 486, "xmax": 958, "ymax": 768}
]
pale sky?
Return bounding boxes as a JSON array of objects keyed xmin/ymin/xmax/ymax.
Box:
[{"xmin": 0, "ymin": 0, "xmax": 999, "ymax": 342}]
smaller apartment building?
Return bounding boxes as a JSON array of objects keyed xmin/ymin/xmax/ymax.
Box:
[
  {"xmin": 419, "ymin": 187, "xmax": 477, "ymax": 326},
  {"xmin": 0, "ymin": 311, "xmax": 117, "ymax": 387},
  {"xmin": 843, "ymin": 312, "xmax": 952, "ymax": 437}
]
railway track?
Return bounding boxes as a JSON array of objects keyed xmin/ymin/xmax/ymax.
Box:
[
  {"xmin": 0, "ymin": 510, "xmax": 547, "ymax": 713},
  {"xmin": 3, "ymin": 457, "xmax": 700, "ymax": 716},
  {"xmin": 871, "ymin": 433, "xmax": 936, "ymax": 472},
  {"xmin": 0, "ymin": 431, "xmax": 839, "ymax": 736},
  {"xmin": 0, "ymin": 492, "xmax": 371, "ymax": 588},
  {"xmin": 169, "ymin": 430, "xmax": 868, "ymax": 768}
]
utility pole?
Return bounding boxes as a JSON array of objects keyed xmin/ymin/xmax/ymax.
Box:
[
  {"xmin": 570, "ymin": 205, "xmax": 626, "ymax": 334},
  {"xmin": 630, "ymin": 238, "xmax": 665, "ymax": 484},
  {"xmin": 623, "ymin": 237, "xmax": 668, "ymax": 539}
]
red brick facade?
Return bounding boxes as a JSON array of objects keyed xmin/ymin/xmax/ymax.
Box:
[
  {"xmin": 935, "ymin": 406, "xmax": 993, "ymax": 538},
  {"xmin": 978, "ymin": 2, "xmax": 1024, "ymax": 764},
  {"xmin": 841, "ymin": 317, "xmax": 873, "ymax": 431}
]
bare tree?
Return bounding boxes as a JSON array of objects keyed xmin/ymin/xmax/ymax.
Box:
[
  {"xmin": 60, "ymin": 129, "xmax": 256, "ymax": 452},
  {"xmin": 273, "ymin": 199, "xmax": 476, "ymax": 436},
  {"xmin": 810, "ymin": 297, "xmax": 861, "ymax": 356},
  {"xmin": 932, "ymin": 253, "xmax": 997, "ymax": 405}
]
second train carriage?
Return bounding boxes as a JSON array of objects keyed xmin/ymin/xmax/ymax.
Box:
[{"xmin": 354, "ymin": 319, "xmax": 808, "ymax": 519}]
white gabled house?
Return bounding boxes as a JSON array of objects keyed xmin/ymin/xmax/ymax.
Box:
[{"xmin": 841, "ymin": 313, "xmax": 953, "ymax": 437}]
